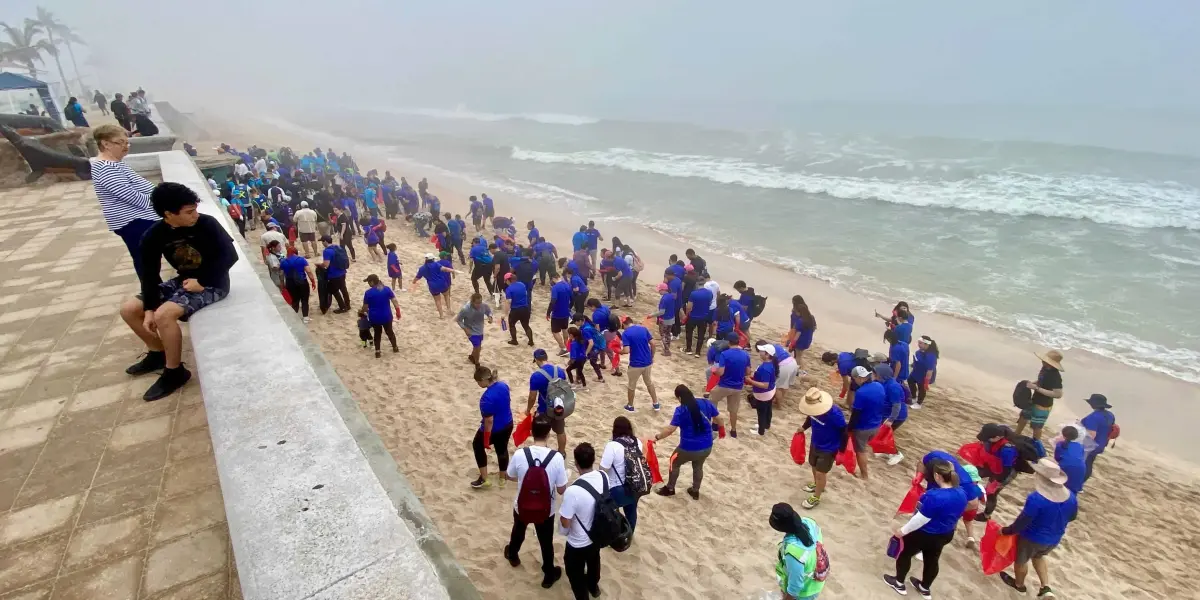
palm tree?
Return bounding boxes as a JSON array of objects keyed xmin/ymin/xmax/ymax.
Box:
[
  {"xmin": 0, "ymin": 20, "xmax": 52, "ymax": 79},
  {"xmin": 33, "ymin": 8, "xmax": 72, "ymax": 96},
  {"xmin": 59, "ymin": 29, "xmax": 87, "ymax": 93}
]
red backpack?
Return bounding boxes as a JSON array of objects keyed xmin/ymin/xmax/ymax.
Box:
[{"xmin": 516, "ymin": 448, "xmax": 557, "ymax": 524}]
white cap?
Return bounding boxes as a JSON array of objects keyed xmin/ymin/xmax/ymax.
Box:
[
  {"xmin": 424, "ymin": 252, "xmax": 436, "ymax": 260},
  {"xmin": 756, "ymin": 343, "xmax": 776, "ymax": 356},
  {"xmin": 851, "ymin": 366, "xmax": 871, "ymax": 379},
  {"xmin": 300, "ymin": 200, "xmax": 309, "ymax": 208}
]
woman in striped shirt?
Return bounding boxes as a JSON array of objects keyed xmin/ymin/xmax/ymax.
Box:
[{"xmin": 92, "ymin": 124, "xmax": 159, "ymax": 280}]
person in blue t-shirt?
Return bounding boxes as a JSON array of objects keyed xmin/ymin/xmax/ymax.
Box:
[
  {"xmin": 653, "ymin": 385, "xmax": 725, "ymax": 499},
  {"xmin": 571, "ymin": 225, "xmax": 589, "ymax": 254},
  {"xmin": 525, "ymin": 349, "xmax": 569, "ymax": 454},
  {"xmin": 468, "ymin": 195, "xmax": 484, "ymax": 230},
  {"xmin": 502, "ymin": 274, "xmax": 534, "ymax": 346},
  {"xmin": 975, "ymin": 423, "xmax": 1021, "ymax": 521},
  {"xmin": 567, "ymin": 267, "xmax": 589, "ymax": 315},
  {"xmin": 997, "ymin": 460, "xmax": 1078, "ymax": 599},
  {"xmin": 908, "ymin": 336, "xmax": 939, "ymax": 408},
  {"xmin": 684, "ymin": 285, "xmax": 714, "ymax": 356},
  {"xmin": 471, "ymin": 365, "xmax": 514, "ymax": 489},
  {"xmin": 320, "ymin": 236, "xmax": 351, "ymax": 313},
  {"xmin": 884, "ymin": 458, "xmax": 969, "ymax": 598},
  {"xmin": 413, "ymin": 253, "xmax": 457, "ymax": 318},
  {"xmin": 1079, "ymin": 394, "xmax": 1116, "ymax": 483},
  {"xmin": 546, "ymin": 275, "xmax": 574, "ymax": 356},
  {"xmin": 651, "ymin": 282, "xmax": 677, "ymax": 356},
  {"xmin": 279, "ymin": 249, "xmax": 316, "ymax": 321},
  {"xmin": 469, "ymin": 238, "xmax": 495, "ymax": 296},
  {"xmin": 746, "ymin": 343, "xmax": 779, "ymax": 435},
  {"xmin": 619, "ymin": 320, "xmax": 660, "ymax": 412},
  {"xmin": 359, "ymin": 274, "xmax": 400, "ymax": 357},
  {"xmin": 873, "ymin": 364, "xmax": 910, "ymax": 467},
  {"xmin": 797, "ymin": 387, "xmax": 846, "ymax": 510},
  {"xmin": 1053, "ymin": 426, "xmax": 1087, "ymax": 495},
  {"xmin": 710, "ymin": 333, "xmax": 751, "ymax": 438},
  {"xmin": 848, "ymin": 366, "xmax": 886, "ymax": 480},
  {"xmin": 875, "ymin": 301, "xmax": 914, "ymax": 344},
  {"xmin": 885, "ymin": 329, "xmax": 910, "ymax": 382},
  {"xmin": 565, "ymin": 323, "xmax": 604, "ymax": 387},
  {"xmin": 481, "ymin": 193, "xmax": 495, "ymax": 227},
  {"xmin": 584, "ymin": 220, "xmax": 603, "ymax": 268},
  {"xmin": 447, "ymin": 214, "xmax": 467, "ymax": 264},
  {"xmin": 820, "ymin": 348, "xmax": 868, "ymax": 402}
]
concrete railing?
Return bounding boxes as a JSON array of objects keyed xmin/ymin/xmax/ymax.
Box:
[{"xmin": 146, "ymin": 150, "xmax": 478, "ymax": 600}]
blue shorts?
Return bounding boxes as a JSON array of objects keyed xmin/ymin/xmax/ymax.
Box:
[{"xmin": 469, "ymin": 335, "xmax": 483, "ymax": 348}]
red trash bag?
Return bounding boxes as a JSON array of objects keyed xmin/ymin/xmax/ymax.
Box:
[
  {"xmin": 957, "ymin": 441, "xmax": 987, "ymax": 467},
  {"xmin": 790, "ymin": 431, "xmax": 807, "ymax": 465},
  {"xmin": 869, "ymin": 424, "xmax": 897, "ymax": 454},
  {"xmin": 644, "ymin": 439, "xmax": 664, "ymax": 484},
  {"xmin": 717, "ymin": 424, "xmax": 727, "ymax": 439},
  {"xmin": 705, "ymin": 370, "xmax": 720, "ymax": 393},
  {"xmin": 980, "ymin": 520, "xmax": 1017, "ymax": 575},
  {"xmin": 896, "ymin": 471, "xmax": 925, "ymax": 515},
  {"xmin": 280, "ymin": 287, "xmax": 293, "ymax": 305},
  {"xmin": 511, "ymin": 414, "xmax": 533, "ymax": 446},
  {"xmin": 835, "ymin": 441, "xmax": 858, "ymax": 476}
]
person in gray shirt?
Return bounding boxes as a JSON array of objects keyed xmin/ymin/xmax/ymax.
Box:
[{"xmin": 457, "ymin": 292, "xmax": 494, "ymax": 366}]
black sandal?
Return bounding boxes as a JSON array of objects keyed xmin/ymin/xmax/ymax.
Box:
[{"xmin": 999, "ymin": 572, "xmax": 1026, "ymax": 593}]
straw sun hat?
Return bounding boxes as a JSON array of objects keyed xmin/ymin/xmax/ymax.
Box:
[
  {"xmin": 1031, "ymin": 458, "xmax": 1071, "ymax": 502},
  {"xmin": 1036, "ymin": 349, "xmax": 1065, "ymax": 371},
  {"xmin": 798, "ymin": 387, "xmax": 834, "ymax": 416}
]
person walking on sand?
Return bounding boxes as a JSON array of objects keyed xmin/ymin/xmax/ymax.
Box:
[
  {"xmin": 1053, "ymin": 425, "xmax": 1087, "ymax": 495},
  {"xmin": 386, "ymin": 243, "xmax": 404, "ymax": 291},
  {"xmin": 1079, "ymin": 394, "xmax": 1116, "ymax": 483},
  {"xmin": 457, "ymin": 292, "xmax": 494, "ymax": 366},
  {"xmin": 770, "ymin": 341, "xmax": 800, "ymax": 406},
  {"xmin": 920, "ymin": 449, "xmax": 986, "ymax": 548},
  {"xmin": 882, "ymin": 458, "xmax": 968, "ymax": 599},
  {"xmin": 797, "ymin": 388, "xmax": 846, "ymax": 510},
  {"xmin": 120, "ymin": 183, "xmax": 237, "ymax": 401},
  {"xmin": 547, "ymin": 273, "xmax": 574, "ymax": 356},
  {"xmin": 885, "ymin": 328, "xmax": 910, "ymax": 383},
  {"xmin": 770, "ymin": 503, "xmax": 828, "ymax": 600},
  {"xmin": 361, "ymin": 274, "xmax": 401, "ymax": 358},
  {"xmin": 785, "ymin": 295, "xmax": 817, "ymax": 370},
  {"xmin": 568, "ymin": 267, "xmax": 589, "ymax": 315},
  {"xmin": 1016, "ymin": 350, "xmax": 1064, "ymax": 441},
  {"xmin": 600, "ymin": 416, "xmax": 646, "ymax": 532},
  {"xmin": 559, "ymin": 443, "xmax": 606, "ymax": 600},
  {"xmin": 907, "ymin": 336, "xmax": 938, "ymax": 409},
  {"xmin": 469, "ymin": 236, "xmax": 496, "ymax": 296},
  {"xmin": 293, "ymin": 200, "xmax": 319, "ymax": 257},
  {"xmin": 584, "ymin": 220, "xmax": 603, "ymax": 272},
  {"xmin": 280, "ymin": 246, "xmax": 316, "ymax": 323},
  {"xmin": 848, "ymin": 366, "xmax": 887, "ymax": 480},
  {"xmin": 414, "ymin": 252, "xmax": 456, "ymax": 318},
  {"xmin": 94, "ymin": 90, "xmax": 109, "ymax": 115},
  {"xmin": 503, "ymin": 414, "xmax": 568, "ymax": 590},
  {"xmin": 526, "ymin": 349, "xmax": 571, "ymax": 454},
  {"xmin": 471, "ymin": 365, "xmax": 514, "ymax": 489},
  {"xmin": 650, "ymin": 282, "xmax": 677, "ymax": 356},
  {"xmin": 575, "ymin": 316, "xmax": 608, "ymax": 385},
  {"xmin": 997, "ymin": 459, "xmax": 1078, "ymax": 600},
  {"xmin": 709, "ymin": 332, "xmax": 751, "ymax": 437},
  {"xmin": 684, "ymin": 280, "xmax": 715, "ymax": 356},
  {"xmin": 620, "ymin": 318, "xmax": 660, "ymax": 412},
  {"xmin": 747, "ymin": 342, "xmax": 780, "ymax": 435},
  {"xmin": 503, "ymin": 273, "xmax": 535, "ymax": 346},
  {"xmin": 654, "ymin": 385, "xmax": 724, "ymax": 500},
  {"xmin": 872, "ymin": 364, "xmax": 910, "ymax": 466},
  {"xmin": 320, "ymin": 236, "xmax": 352, "ymax": 313}
]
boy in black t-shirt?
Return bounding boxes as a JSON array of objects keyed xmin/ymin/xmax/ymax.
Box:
[{"xmin": 120, "ymin": 183, "xmax": 238, "ymax": 401}]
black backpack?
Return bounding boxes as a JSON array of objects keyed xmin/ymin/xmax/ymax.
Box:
[
  {"xmin": 750, "ymin": 294, "xmax": 768, "ymax": 319},
  {"xmin": 332, "ymin": 246, "xmax": 351, "ymax": 271},
  {"xmin": 573, "ymin": 478, "xmax": 633, "ymax": 552},
  {"xmin": 1012, "ymin": 381, "xmax": 1034, "ymax": 410},
  {"xmin": 1010, "ymin": 434, "xmax": 1047, "ymax": 474}
]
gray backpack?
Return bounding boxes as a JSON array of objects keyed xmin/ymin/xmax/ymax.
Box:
[{"xmin": 540, "ymin": 367, "xmax": 575, "ymax": 418}]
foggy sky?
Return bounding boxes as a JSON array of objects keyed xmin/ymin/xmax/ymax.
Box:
[{"xmin": 5, "ymin": 1, "xmax": 1199, "ymax": 142}]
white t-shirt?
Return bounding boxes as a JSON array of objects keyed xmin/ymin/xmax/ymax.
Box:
[
  {"xmin": 704, "ymin": 281, "xmax": 720, "ymax": 309},
  {"xmin": 260, "ymin": 230, "xmax": 288, "ymax": 249},
  {"xmin": 506, "ymin": 445, "xmax": 568, "ymax": 513},
  {"xmin": 294, "ymin": 208, "xmax": 319, "ymax": 234},
  {"xmin": 599, "ymin": 440, "xmax": 627, "ymax": 488},
  {"xmin": 559, "ymin": 470, "xmax": 607, "ymax": 548}
]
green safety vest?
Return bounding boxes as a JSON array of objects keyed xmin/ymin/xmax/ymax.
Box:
[{"xmin": 775, "ymin": 518, "xmax": 826, "ymax": 597}]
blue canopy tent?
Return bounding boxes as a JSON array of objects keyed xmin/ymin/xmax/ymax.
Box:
[{"xmin": 0, "ymin": 72, "xmax": 62, "ymax": 125}]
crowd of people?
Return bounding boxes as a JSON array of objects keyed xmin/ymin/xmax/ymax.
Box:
[{"xmin": 90, "ymin": 134, "xmax": 1120, "ymax": 600}]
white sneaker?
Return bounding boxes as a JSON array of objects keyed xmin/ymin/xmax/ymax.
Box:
[
  {"xmin": 910, "ymin": 403, "xmax": 922, "ymax": 410},
  {"xmin": 302, "ymin": 317, "xmax": 311, "ymax": 324},
  {"xmin": 887, "ymin": 452, "xmax": 905, "ymax": 466},
  {"xmin": 914, "ymin": 552, "xmax": 924, "ymax": 562}
]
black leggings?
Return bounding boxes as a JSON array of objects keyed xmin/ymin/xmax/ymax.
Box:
[
  {"xmin": 471, "ymin": 262, "xmax": 495, "ymax": 295},
  {"xmin": 286, "ymin": 281, "xmax": 310, "ymax": 317},
  {"xmin": 752, "ymin": 395, "xmax": 773, "ymax": 433},
  {"xmin": 567, "ymin": 354, "xmax": 603, "ymax": 385},
  {"xmin": 371, "ymin": 322, "xmax": 397, "ymax": 352},
  {"xmin": 685, "ymin": 318, "xmax": 711, "ymax": 351},
  {"xmin": 472, "ymin": 423, "xmax": 513, "ymax": 469},
  {"xmin": 572, "ymin": 292, "xmax": 588, "ymax": 315},
  {"xmin": 340, "ymin": 235, "xmax": 357, "ymax": 260},
  {"xmin": 508, "ymin": 306, "xmax": 533, "ymax": 343},
  {"xmin": 895, "ymin": 529, "xmax": 954, "ymax": 588},
  {"xmin": 327, "ymin": 276, "xmax": 350, "ymax": 311},
  {"xmin": 907, "ymin": 379, "xmax": 928, "ymax": 405}
]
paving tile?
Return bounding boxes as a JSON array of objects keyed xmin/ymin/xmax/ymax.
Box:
[
  {"xmin": 32, "ymin": 362, "xmax": 89, "ymax": 384},
  {"xmin": 0, "ymin": 494, "xmax": 80, "ymax": 547},
  {"xmin": 17, "ymin": 374, "xmax": 82, "ymax": 405},
  {"xmin": 77, "ymin": 469, "xmax": 163, "ymax": 526},
  {"xmin": 0, "ymin": 371, "xmax": 35, "ymax": 394},
  {"xmin": 160, "ymin": 455, "xmax": 219, "ymax": 500},
  {"xmin": 0, "ymin": 308, "xmax": 42, "ymax": 326},
  {"xmin": 168, "ymin": 428, "xmax": 213, "ymax": 464},
  {"xmin": 0, "ymin": 352, "xmax": 49, "ymax": 375},
  {"xmin": 0, "ymin": 397, "xmax": 66, "ymax": 430},
  {"xmin": 0, "ymin": 478, "xmax": 19, "ymax": 512},
  {"xmin": 142, "ymin": 527, "xmax": 228, "ymax": 597},
  {"xmin": 0, "ymin": 445, "xmax": 41, "ymax": 482},
  {"xmin": 76, "ymin": 306, "xmax": 114, "ymax": 321},
  {"xmin": 0, "ymin": 420, "xmax": 52, "ymax": 456},
  {"xmin": 93, "ymin": 438, "xmax": 170, "ymax": 487},
  {"xmin": 49, "ymin": 403, "xmax": 122, "ymax": 442},
  {"xmin": 35, "ymin": 428, "xmax": 110, "ymax": 471},
  {"xmin": 0, "ymin": 581, "xmax": 52, "ymax": 600},
  {"xmin": 177, "ymin": 386, "xmax": 203, "ymax": 408},
  {"xmin": 151, "ymin": 485, "xmax": 225, "ymax": 545},
  {"xmin": 14, "ymin": 453, "xmax": 101, "ymax": 509},
  {"xmin": 21, "ymin": 317, "xmax": 75, "ymax": 344},
  {"xmin": 116, "ymin": 394, "xmax": 177, "ymax": 426},
  {"xmin": 145, "ymin": 571, "xmax": 226, "ymax": 600},
  {"xmin": 62, "ymin": 508, "xmax": 152, "ymax": 571},
  {"xmin": 67, "ymin": 383, "xmax": 127, "ymax": 413},
  {"xmin": 109, "ymin": 415, "xmax": 172, "ymax": 452},
  {"xmin": 0, "ymin": 531, "xmax": 69, "ymax": 596},
  {"xmin": 172, "ymin": 404, "xmax": 208, "ymax": 437},
  {"xmin": 53, "ymin": 552, "xmax": 142, "ymax": 600},
  {"xmin": 76, "ymin": 370, "xmax": 133, "ymax": 395}
]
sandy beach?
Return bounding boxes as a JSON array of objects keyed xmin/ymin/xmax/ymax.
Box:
[{"xmin": 191, "ymin": 111, "xmax": 1200, "ymax": 600}]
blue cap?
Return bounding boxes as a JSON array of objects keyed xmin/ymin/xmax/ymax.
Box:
[{"xmin": 533, "ymin": 349, "xmax": 548, "ymax": 361}]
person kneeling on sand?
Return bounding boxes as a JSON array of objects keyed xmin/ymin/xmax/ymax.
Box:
[
  {"xmin": 654, "ymin": 385, "xmax": 724, "ymax": 500},
  {"xmin": 997, "ymin": 459, "xmax": 1077, "ymax": 600},
  {"xmin": 797, "ymin": 388, "xmax": 846, "ymax": 510},
  {"xmin": 770, "ymin": 503, "xmax": 828, "ymax": 599},
  {"xmin": 121, "ymin": 183, "xmax": 237, "ymax": 401}
]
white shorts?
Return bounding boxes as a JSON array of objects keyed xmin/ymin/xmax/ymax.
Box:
[{"xmin": 777, "ymin": 357, "xmax": 799, "ymax": 390}]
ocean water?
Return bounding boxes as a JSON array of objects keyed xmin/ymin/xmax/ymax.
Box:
[{"xmin": 285, "ymin": 107, "xmax": 1200, "ymax": 384}]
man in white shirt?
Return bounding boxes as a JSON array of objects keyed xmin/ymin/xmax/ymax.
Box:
[
  {"xmin": 560, "ymin": 443, "xmax": 605, "ymax": 599},
  {"xmin": 293, "ymin": 201, "xmax": 320, "ymax": 258},
  {"xmin": 504, "ymin": 415, "xmax": 567, "ymax": 589},
  {"xmin": 234, "ymin": 160, "xmax": 250, "ymax": 182},
  {"xmin": 254, "ymin": 156, "xmax": 268, "ymax": 176}
]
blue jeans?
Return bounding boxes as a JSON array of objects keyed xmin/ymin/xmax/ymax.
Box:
[
  {"xmin": 609, "ymin": 484, "xmax": 639, "ymax": 531},
  {"xmin": 114, "ymin": 218, "xmax": 158, "ymax": 281}
]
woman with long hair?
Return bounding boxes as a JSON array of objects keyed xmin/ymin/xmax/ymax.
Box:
[
  {"xmin": 786, "ymin": 295, "xmax": 817, "ymax": 370},
  {"xmin": 883, "ymin": 459, "xmax": 968, "ymax": 598},
  {"xmin": 747, "ymin": 342, "xmax": 780, "ymax": 435},
  {"xmin": 653, "ymin": 385, "xmax": 725, "ymax": 499},
  {"xmin": 600, "ymin": 416, "xmax": 644, "ymax": 531},
  {"xmin": 908, "ymin": 336, "xmax": 939, "ymax": 409},
  {"xmin": 769, "ymin": 503, "xmax": 827, "ymax": 599},
  {"xmin": 471, "ymin": 365, "xmax": 514, "ymax": 489}
]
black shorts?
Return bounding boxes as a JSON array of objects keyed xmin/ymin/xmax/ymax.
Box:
[
  {"xmin": 551, "ymin": 317, "xmax": 569, "ymax": 333},
  {"xmin": 809, "ymin": 449, "xmax": 836, "ymax": 473},
  {"xmin": 484, "ymin": 207, "xmax": 495, "ymax": 218}
]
